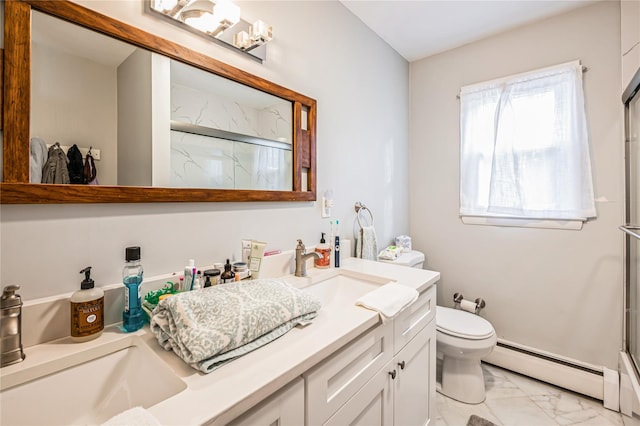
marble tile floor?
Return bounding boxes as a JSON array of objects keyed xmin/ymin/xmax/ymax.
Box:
[{"xmin": 435, "ymin": 363, "xmax": 638, "ymax": 426}]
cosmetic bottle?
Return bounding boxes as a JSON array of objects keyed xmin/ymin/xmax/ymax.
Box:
[
  {"xmin": 314, "ymin": 233, "xmax": 331, "ymax": 269},
  {"xmin": 221, "ymin": 259, "xmax": 236, "ymax": 283},
  {"xmin": 70, "ymin": 266, "xmax": 104, "ymax": 342},
  {"xmin": 193, "ymin": 270, "xmax": 203, "ymax": 290},
  {"xmin": 122, "ymin": 246, "xmax": 144, "ymax": 332}
]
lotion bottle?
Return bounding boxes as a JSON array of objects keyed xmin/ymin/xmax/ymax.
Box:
[
  {"xmin": 314, "ymin": 233, "xmax": 331, "ymax": 269},
  {"xmin": 70, "ymin": 266, "xmax": 104, "ymax": 342}
]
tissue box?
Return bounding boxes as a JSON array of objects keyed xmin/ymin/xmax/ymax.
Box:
[{"xmin": 395, "ymin": 235, "xmax": 412, "ymax": 252}]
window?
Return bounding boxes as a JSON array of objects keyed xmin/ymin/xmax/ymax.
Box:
[{"xmin": 459, "ymin": 61, "xmax": 596, "ymax": 224}]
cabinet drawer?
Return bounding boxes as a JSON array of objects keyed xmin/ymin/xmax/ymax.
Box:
[
  {"xmin": 305, "ymin": 321, "xmax": 393, "ymax": 426},
  {"xmin": 227, "ymin": 378, "xmax": 304, "ymax": 426},
  {"xmin": 394, "ymin": 285, "xmax": 435, "ymax": 353}
]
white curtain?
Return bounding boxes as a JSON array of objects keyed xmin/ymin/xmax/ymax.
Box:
[{"xmin": 460, "ymin": 61, "xmax": 596, "ymax": 220}]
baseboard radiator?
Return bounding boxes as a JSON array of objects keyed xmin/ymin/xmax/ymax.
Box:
[{"xmin": 483, "ymin": 339, "xmax": 618, "ymax": 409}]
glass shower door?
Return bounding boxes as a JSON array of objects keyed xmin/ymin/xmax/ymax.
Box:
[{"xmin": 624, "ymin": 87, "xmax": 640, "ymax": 373}]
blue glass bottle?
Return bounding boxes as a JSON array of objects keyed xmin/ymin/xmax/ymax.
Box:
[{"xmin": 122, "ymin": 246, "xmax": 144, "ymax": 332}]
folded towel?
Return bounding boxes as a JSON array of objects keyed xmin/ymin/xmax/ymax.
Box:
[
  {"xmin": 356, "ymin": 225, "xmax": 378, "ymax": 261},
  {"xmin": 101, "ymin": 407, "xmax": 161, "ymax": 426},
  {"xmin": 150, "ymin": 278, "xmax": 321, "ymax": 373},
  {"xmin": 378, "ymin": 245, "xmax": 403, "ymax": 260},
  {"xmin": 355, "ymin": 283, "xmax": 418, "ymax": 320}
]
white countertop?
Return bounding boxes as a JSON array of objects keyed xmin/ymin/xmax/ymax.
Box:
[{"xmin": 1, "ymin": 258, "xmax": 440, "ymax": 426}]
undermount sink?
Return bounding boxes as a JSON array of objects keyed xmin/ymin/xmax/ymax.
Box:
[
  {"xmin": 0, "ymin": 335, "xmax": 186, "ymax": 426},
  {"xmin": 284, "ymin": 268, "xmax": 393, "ymax": 307}
]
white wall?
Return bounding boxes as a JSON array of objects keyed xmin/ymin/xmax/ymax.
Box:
[
  {"xmin": 0, "ymin": 2, "xmax": 409, "ymax": 301},
  {"xmin": 409, "ymin": 1, "xmax": 623, "ymax": 369}
]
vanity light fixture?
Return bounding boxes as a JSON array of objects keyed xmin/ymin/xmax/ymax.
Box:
[{"xmin": 147, "ymin": 0, "xmax": 271, "ymax": 62}]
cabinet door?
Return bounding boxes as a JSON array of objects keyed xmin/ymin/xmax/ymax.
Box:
[
  {"xmin": 393, "ymin": 320, "xmax": 436, "ymax": 426},
  {"xmin": 227, "ymin": 378, "xmax": 304, "ymax": 426},
  {"xmin": 306, "ymin": 321, "xmax": 393, "ymax": 425},
  {"xmin": 323, "ymin": 366, "xmax": 393, "ymax": 426}
]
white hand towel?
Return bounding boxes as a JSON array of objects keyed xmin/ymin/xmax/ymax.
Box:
[
  {"xmin": 356, "ymin": 226, "xmax": 378, "ymax": 261},
  {"xmin": 355, "ymin": 283, "xmax": 418, "ymax": 320},
  {"xmin": 101, "ymin": 407, "xmax": 161, "ymax": 426}
]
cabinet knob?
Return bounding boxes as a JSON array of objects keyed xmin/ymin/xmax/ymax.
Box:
[
  {"xmin": 398, "ymin": 361, "xmax": 405, "ymax": 370},
  {"xmin": 389, "ymin": 369, "xmax": 397, "ymax": 379}
]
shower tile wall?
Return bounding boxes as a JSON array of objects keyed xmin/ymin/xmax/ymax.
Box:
[{"xmin": 170, "ymin": 84, "xmax": 292, "ymax": 189}]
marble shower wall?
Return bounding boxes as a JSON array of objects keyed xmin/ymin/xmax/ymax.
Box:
[{"xmin": 170, "ymin": 83, "xmax": 292, "ymax": 190}]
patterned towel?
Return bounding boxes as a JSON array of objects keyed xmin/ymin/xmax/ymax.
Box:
[{"xmin": 150, "ymin": 278, "xmax": 321, "ymax": 373}]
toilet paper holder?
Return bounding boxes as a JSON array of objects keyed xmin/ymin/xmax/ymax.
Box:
[{"xmin": 453, "ymin": 292, "xmax": 486, "ymax": 315}]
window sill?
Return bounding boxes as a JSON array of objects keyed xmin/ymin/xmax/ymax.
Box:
[{"xmin": 460, "ymin": 215, "xmax": 584, "ymax": 230}]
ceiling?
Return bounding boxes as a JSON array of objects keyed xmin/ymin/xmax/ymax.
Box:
[{"xmin": 340, "ymin": 0, "xmax": 599, "ymax": 62}]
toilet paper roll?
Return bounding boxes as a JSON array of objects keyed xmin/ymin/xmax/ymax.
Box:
[{"xmin": 459, "ymin": 299, "xmax": 477, "ymax": 313}]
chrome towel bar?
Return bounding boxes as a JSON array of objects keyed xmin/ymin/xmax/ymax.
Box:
[{"xmin": 620, "ymin": 225, "xmax": 640, "ymax": 240}]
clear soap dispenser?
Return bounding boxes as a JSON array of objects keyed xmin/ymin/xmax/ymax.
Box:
[{"xmin": 70, "ymin": 267, "xmax": 104, "ymax": 342}]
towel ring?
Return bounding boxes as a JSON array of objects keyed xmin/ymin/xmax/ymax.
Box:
[{"xmin": 354, "ymin": 202, "xmax": 374, "ymax": 228}]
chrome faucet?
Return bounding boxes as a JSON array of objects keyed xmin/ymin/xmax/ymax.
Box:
[
  {"xmin": 295, "ymin": 239, "xmax": 323, "ymax": 277},
  {"xmin": 1, "ymin": 285, "xmax": 26, "ymax": 367}
]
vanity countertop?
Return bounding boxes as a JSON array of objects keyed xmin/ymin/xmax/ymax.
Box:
[{"xmin": 1, "ymin": 258, "xmax": 439, "ymax": 426}]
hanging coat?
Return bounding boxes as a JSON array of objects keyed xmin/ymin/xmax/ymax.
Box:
[
  {"xmin": 67, "ymin": 144, "xmax": 85, "ymax": 184},
  {"xmin": 41, "ymin": 144, "xmax": 70, "ymax": 184},
  {"xmin": 84, "ymin": 152, "xmax": 98, "ymax": 185}
]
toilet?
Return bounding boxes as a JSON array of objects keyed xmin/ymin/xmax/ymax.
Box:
[{"xmin": 379, "ymin": 250, "xmax": 497, "ymax": 404}]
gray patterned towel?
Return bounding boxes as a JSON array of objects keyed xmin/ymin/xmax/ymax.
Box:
[{"xmin": 150, "ymin": 278, "xmax": 321, "ymax": 373}]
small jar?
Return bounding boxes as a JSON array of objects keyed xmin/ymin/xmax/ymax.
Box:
[
  {"xmin": 203, "ymin": 269, "xmax": 221, "ymax": 286},
  {"xmin": 233, "ymin": 261, "xmax": 249, "ymax": 280}
]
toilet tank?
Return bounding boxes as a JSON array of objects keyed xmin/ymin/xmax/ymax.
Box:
[{"xmin": 379, "ymin": 250, "xmax": 425, "ymax": 269}]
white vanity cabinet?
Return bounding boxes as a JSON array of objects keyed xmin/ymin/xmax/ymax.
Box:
[
  {"xmin": 226, "ymin": 378, "xmax": 305, "ymax": 426},
  {"xmin": 306, "ymin": 285, "xmax": 436, "ymax": 426}
]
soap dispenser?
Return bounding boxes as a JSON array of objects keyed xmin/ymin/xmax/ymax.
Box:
[
  {"xmin": 70, "ymin": 266, "xmax": 104, "ymax": 342},
  {"xmin": 314, "ymin": 233, "xmax": 331, "ymax": 269}
]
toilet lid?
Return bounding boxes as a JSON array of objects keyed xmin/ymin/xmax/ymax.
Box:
[{"xmin": 436, "ymin": 306, "xmax": 495, "ymax": 340}]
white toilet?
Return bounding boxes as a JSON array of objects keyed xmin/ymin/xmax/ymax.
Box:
[{"xmin": 379, "ymin": 250, "xmax": 497, "ymax": 404}]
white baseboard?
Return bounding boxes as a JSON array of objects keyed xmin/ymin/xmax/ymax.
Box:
[{"xmin": 483, "ymin": 339, "xmax": 609, "ymax": 403}]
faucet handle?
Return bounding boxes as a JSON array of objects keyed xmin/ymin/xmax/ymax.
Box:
[
  {"xmin": 296, "ymin": 239, "xmax": 306, "ymax": 253},
  {"xmin": 2, "ymin": 285, "xmax": 22, "ymax": 308}
]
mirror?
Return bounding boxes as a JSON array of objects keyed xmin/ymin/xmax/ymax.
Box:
[{"xmin": 2, "ymin": 0, "xmax": 316, "ymax": 203}]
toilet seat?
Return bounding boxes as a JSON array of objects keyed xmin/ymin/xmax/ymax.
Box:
[{"xmin": 436, "ymin": 306, "xmax": 494, "ymax": 340}]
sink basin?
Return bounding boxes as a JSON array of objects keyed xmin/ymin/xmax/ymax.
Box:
[
  {"xmin": 284, "ymin": 269, "xmax": 393, "ymax": 308},
  {"xmin": 0, "ymin": 335, "xmax": 186, "ymax": 425}
]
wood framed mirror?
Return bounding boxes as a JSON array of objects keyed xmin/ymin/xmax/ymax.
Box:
[{"xmin": 1, "ymin": 0, "xmax": 316, "ymax": 204}]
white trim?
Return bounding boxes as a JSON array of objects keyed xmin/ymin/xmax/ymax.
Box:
[
  {"xmin": 619, "ymin": 351, "xmax": 640, "ymax": 417},
  {"xmin": 461, "ymin": 215, "xmax": 584, "ymax": 230}
]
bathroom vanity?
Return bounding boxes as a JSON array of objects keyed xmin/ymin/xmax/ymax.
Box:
[{"xmin": 0, "ymin": 259, "xmax": 439, "ymax": 426}]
